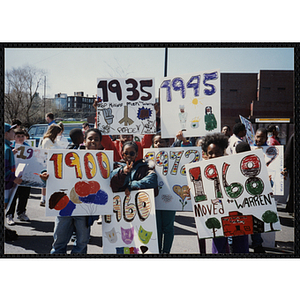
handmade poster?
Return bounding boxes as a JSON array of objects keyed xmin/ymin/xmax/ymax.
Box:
[
  {"xmin": 102, "ymin": 189, "xmax": 159, "ymax": 254},
  {"xmin": 185, "ymin": 149, "xmax": 281, "ymax": 240},
  {"xmin": 240, "ymin": 115, "xmax": 255, "ymax": 145},
  {"xmin": 96, "ymin": 77, "xmax": 156, "ymax": 135},
  {"xmin": 26, "ymin": 139, "xmax": 36, "ymax": 147},
  {"xmin": 14, "ymin": 144, "xmax": 47, "ymax": 188},
  {"xmin": 45, "ymin": 149, "xmax": 114, "ymax": 217},
  {"xmin": 143, "ymin": 146, "xmax": 202, "ymax": 211},
  {"xmin": 160, "ymin": 70, "xmax": 220, "ymax": 138},
  {"xmin": 251, "ymin": 145, "xmax": 284, "ymax": 195}
]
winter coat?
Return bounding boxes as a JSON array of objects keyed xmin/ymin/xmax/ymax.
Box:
[{"xmin": 110, "ymin": 159, "xmax": 159, "ymax": 196}]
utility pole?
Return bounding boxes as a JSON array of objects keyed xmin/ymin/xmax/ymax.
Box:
[
  {"xmin": 164, "ymin": 47, "xmax": 168, "ymax": 77},
  {"xmin": 44, "ymin": 76, "xmax": 46, "ymax": 120}
]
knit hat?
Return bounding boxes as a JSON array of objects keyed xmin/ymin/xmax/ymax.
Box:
[{"xmin": 5, "ymin": 123, "xmax": 17, "ymax": 133}]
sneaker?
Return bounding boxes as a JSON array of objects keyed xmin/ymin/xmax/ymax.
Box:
[
  {"xmin": 6, "ymin": 214, "xmax": 15, "ymax": 226},
  {"xmin": 17, "ymin": 212, "xmax": 30, "ymax": 221},
  {"xmin": 97, "ymin": 216, "xmax": 102, "ymax": 224},
  {"xmin": 40, "ymin": 200, "xmax": 45, "ymax": 207}
]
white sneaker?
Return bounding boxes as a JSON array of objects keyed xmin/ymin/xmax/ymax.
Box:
[
  {"xmin": 97, "ymin": 216, "xmax": 102, "ymax": 224},
  {"xmin": 40, "ymin": 200, "xmax": 45, "ymax": 207},
  {"xmin": 6, "ymin": 214, "xmax": 15, "ymax": 226},
  {"xmin": 17, "ymin": 212, "xmax": 30, "ymax": 221}
]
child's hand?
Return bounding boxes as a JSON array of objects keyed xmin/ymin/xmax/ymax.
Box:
[
  {"xmin": 14, "ymin": 177, "xmax": 22, "ymax": 184},
  {"xmin": 183, "ymin": 187, "xmax": 191, "ymax": 199},
  {"xmin": 125, "ymin": 188, "xmax": 130, "ymax": 197},
  {"xmin": 40, "ymin": 172, "xmax": 49, "ymax": 181},
  {"xmin": 12, "ymin": 148, "xmax": 18, "ymax": 155},
  {"xmin": 176, "ymin": 130, "xmax": 187, "ymax": 143},
  {"xmin": 123, "ymin": 161, "xmax": 133, "ymax": 174},
  {"xmin": 281, "ymin": 168, "xmax": 288, "ymax": 180}
]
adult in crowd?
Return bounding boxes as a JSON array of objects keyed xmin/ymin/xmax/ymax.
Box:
[
  {"xmin": 221, "ymin": 125, "xmax": 231, "ymax": 138},
  {"xmin": 282, "ymin": 133, "xmax": 294, "ymax": 215},
  {"xmin": 46, "ymin": 112, "xmax": 56, "ymax": 126},
  {"xmin": 226, "ymin": 122, "xmax": 246, "ymax": 155},
  {"xmin": 266, "ymin": 124, "xmax": 281, "ymax": 145}
]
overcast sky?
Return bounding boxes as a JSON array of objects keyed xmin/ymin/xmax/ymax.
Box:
[{"xmin": 5, "ymin": 46, "xmax": 294, "ymax": 98}]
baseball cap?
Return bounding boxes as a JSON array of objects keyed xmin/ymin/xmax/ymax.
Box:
[{"xmin": 5, "ymin": 123, "xmax": 17, "ymax": 133}]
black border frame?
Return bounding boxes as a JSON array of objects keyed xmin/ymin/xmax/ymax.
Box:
[{"xmin": 0, "ymin": 42, "xmax": 298, "ymax": 258}]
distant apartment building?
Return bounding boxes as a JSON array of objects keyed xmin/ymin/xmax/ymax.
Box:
[{"xmin": 54, "ymin": 92, "xmax": 96, "ymax": 122}]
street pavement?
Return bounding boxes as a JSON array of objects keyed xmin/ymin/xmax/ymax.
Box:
[{"xmin": 4, "ymin": 179, "xmax": 294, "ymax": 256}]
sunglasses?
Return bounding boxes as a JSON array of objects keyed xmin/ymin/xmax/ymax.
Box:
[{"xmin": 124, "ymin": 151, "xmax": 136, "ymax": 157}]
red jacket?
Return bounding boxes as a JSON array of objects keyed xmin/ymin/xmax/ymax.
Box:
[{"xmin": 101, "ymin": 135, "xmax": 153, "ymax": 162}]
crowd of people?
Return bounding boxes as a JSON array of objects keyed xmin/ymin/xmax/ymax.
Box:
[{"xmin": 4, "ymin": 110, "xmax": 293, "ymax": 255}]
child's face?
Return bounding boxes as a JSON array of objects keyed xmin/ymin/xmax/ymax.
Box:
[
  {"xmin": 255, "ymin": 131, "xmax": 267, "ymax": 146},
  {"xmin": 5, "ymin": 129, "xmax": 15, "ymax": 141},
  {"xmin": 15, "ymin": 133, "xmax": 25, "ymax": 144},
  {"xmin": 221, "ymin": 126, "xmax": 230, "ymax": 136},
  {"xmin": 85, "ymin": 131, "xmax": 102, "ymax": 150},
  {"xmin": 122, "ymin": 145, "xmax": 138, "ymax": 164},
  {"xmin": 207, "ymin": 143, "xmax": 224, "ymax": 159},
  {"xmin": 153, "ymin": 136, "xmax": 167, "ymax": 148}
]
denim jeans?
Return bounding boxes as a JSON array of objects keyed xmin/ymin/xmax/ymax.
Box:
[
  {"xmin": 51, "ymin": 216, "xmax": 90, "ymax": 254},
  {"xmin": 212, "ymin": 237, "xmax": 230, "ymax": 254},
  {"xmin": 251, "ymin": 233, "xmax": 263, "ymax": 248}
]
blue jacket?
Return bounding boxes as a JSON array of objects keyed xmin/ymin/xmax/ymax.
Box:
[
  {"xmin": 5, "ymin": 139, "xmax": 16, "ymax": 203},
  {"xmin": 110, "ymin": 159, "xmax": 158, "ymax": 196}
]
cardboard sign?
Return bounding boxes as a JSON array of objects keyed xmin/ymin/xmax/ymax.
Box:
[
  {"xmin": 45, "ymin": 149, "xmax": 114, "ymax": 216},
  {"xmin": 96, "ymin": 77, "xmax": 156, "ymax": 135},
  {"xmin": 160, "ymin": 70, "xmax": 220, "ymax": 138},
  {"xmin": 26, "ymin": 139, "xmax": 36, "ymax": 147},
  {"xmin": 143, "ymin": 146, "xmax": 202, "ymax": 211},
  {"xmin": 14, "ymin": 144, "xmax": 47, "ymax": 188},
  {"xmin": 102, "ymin": 189, "xmax": 159, "ymax": 254},
  {"xmin": 185, "ymin": 149, "xmax": 281, "ymax": 240},
  {"xmin": 251, "ymin": 145, "xmax": 284, "ymax": 195},
  {"xmin": 239, "ymin": 115, "xmax": 255, "ymax": 146}
]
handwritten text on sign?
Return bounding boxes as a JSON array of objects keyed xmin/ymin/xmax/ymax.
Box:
[
  {"xmin": 160, "ymin": 70, "xmax": 220, "ymax": 138},
  {"xmin": 46, "ymin": 149, "xmax": 114, "ymax": 217},
  {"xmin": 96, "ymin": 78, "xmax": 156, "ymax": 135},
  {"xmin": 144, "ymin": 147, "xmax": 202, "ymax": 211},
  {"xmin": 185, "ymin": 150, "xmax": 281, "ymax": 239},
  {"xmin": 251, "ymin": 145, "xmax": 284, "ymax": 195},
  {"xmin": 14, "ymin": 144, "xmax": 47, "ymax": 188},
  {"xmin": 102, "ymin": 189, "xmax": 159, "ymax": 255}
]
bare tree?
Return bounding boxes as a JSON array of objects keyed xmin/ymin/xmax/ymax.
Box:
[{"xmin": 5, "ymin": 65, "xmax": 46, "ymax": 127}]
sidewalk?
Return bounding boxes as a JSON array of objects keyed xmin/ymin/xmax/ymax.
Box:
[{"xmin": 4, "ymin": 187, "xmax": 294, "ymax": 256}]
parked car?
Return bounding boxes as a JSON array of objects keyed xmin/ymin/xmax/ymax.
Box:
[{"xmin": 28, "ymin": 123, "xmax": 94, "ymax": 147}]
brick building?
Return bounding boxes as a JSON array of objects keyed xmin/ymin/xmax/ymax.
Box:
[{"xmin": 221, "ymin": 70, "xmax": 294, "ymax": 143}]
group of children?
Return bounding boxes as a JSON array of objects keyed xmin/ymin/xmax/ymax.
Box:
[{"xmin": 5, "ymin": 116, "xmax": 284, "ymax": 254}]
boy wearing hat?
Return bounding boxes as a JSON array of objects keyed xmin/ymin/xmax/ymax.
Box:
[
  {"xmin": 4, "ymin": 123, "xmax": 22, "ymax": 222},
  {"xmin": 6, "ymin": 127, "xmax": 31, "ymax": 224}
]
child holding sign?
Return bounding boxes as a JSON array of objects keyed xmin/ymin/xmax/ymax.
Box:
[
  {"xmin": 5, "ymin": 124, "xmax": 22, "ymax": 217},
  {"xmin": 41, "ymin": 128, "xmax": 103, "ymax": 254},
  {"xmin": 200, "ymin": 133, "xmax": 230, "ymax": 253},
  {"xmin": 152, "ymin": 133, "xmax": 177, "ymax": 254},
  {"xmin": 110, "ymin": 141, "xmax": 159, "ymax": 196},
  {"xmin": 6, "ymin": 128, "xmax": 31, "ymax": 224}
]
